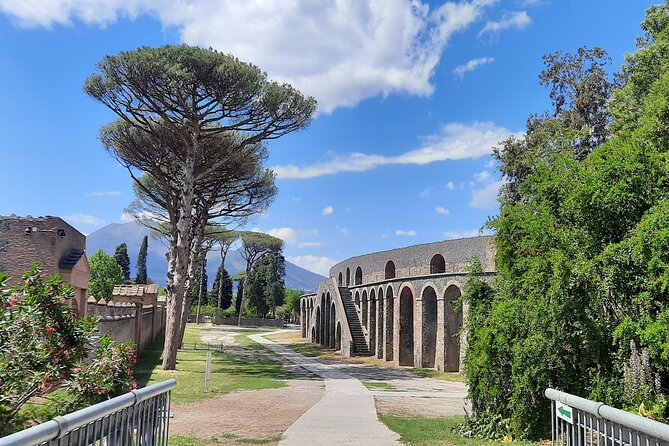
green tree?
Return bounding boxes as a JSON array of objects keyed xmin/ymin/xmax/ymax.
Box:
[
  {"xmin": 86, "ymin": 45, "xmax": 314, "ymax": 369},
  {"xmin": 135, "ymin": 235, "xmax": 148, "ymax": 284},
  {"xmin": 114, "ymin": 242, "xmax": 131, "ymax": 283},
  {"xmin": 210, "ymin": 264, "xmax": 233, "ymax": 310},
  {"xmin": 89, "ymin": 249, "xmax": 124, "ymax": 301},
  {"xmin": 235, "ymin": 277, "xmax": 245, "ymax": 315},
  {"xmin": 465, "ymin": 4, "xmax": 669, "ymax": 438}
]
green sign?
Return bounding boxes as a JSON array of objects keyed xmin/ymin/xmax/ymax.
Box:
[{"xmin": 556, "ymin": 403, "xmax": 573, "ymax": 424}]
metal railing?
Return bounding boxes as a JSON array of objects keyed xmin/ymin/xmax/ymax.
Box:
[
  {"xmin": 546, "ymin": 388, "xmax": 669, "ymax": 446},
  {"xmin": 0, "ymin": 379, "xmax": 176, "ymax": 446}
]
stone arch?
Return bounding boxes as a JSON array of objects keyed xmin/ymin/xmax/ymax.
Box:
[
  {"xmin": 330, "ymin": 302, "xmax": 336, "ymax": 349},
  {"xmin": 325, "ymin": 293, "xmax": 331, "ymax": 347},
  {"xmin": 369, "ymin": 289, "xmax": 377, "ymax": 355},
  {"xmin": 336, "ymin": 322, "xmax": 342, "ymax": 351},
  {"xmin": 421, "ymin": 286, "xmax": 438, "ymax": 368},
  {"xmin": 398, "ymin": 284, "xmax": 415, "ymax": 366},
  {"xmin": 362, "ymin": 290, "xmax": 368, "ymax": 328},
  {"xmin": 301, "ymin": 304, "xmax": 306, "ymax": 337},
  {"xmin": 354, "ymin": 290, "xmax": 360, "ymax": 308},
  {"xmin": 311, "ymin": 326, "xmax": 315, "ymax": 342},
  {"xmin": 346, "ymin": 267, "xmax": 351, "ymax": 287},
  {"xmin": 444, "ymin": 284, "xmax": 463, "ymax": 372},
  {"xmin": 385, "ymin": 261, "xmax": 396, "ymax": 279},
  {"xmin": 377, "ymin": 287, "xmax": 385, "ymax": 358},
  {"xmin": 355, "ymin": 266, "xmax": 363, "ymax": 285},
  {"xmin": 385, "ymin": 285, "xmax": 394, "ymax": 361},
  {"xmin": 315, "ymin": 307, "xmax": 321, "ymax": 345},
  {"xmin": 430, "ymin": 254, "xmax": 446, "ymax": 274},
  {"xmin": 338, "ymin": 272, "xmax": 343, "ymax": 287}
]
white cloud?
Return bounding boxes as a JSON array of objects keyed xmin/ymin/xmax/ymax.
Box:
[
  {"xmin": 322, "ymin": 205, "xmax": 334, "ymax": 216},
  {"xmin": 336, "ymin": 225, "xmax": 351, "ymax": 236},
  {"xmin": 0, "ymin": 0, "xmax": 498, "ymax": 113},
  {"xmin": 298, "ymin": 241, "xmax": 325, "ymax": 249},
  {"xmin": 85, "ymin": 191, "xmax": 121, "ymax": 197},
  {"xmin": 453, "ymin": 57, "xmax": 494, "ymax": 78},
  {"xmin": 395, "ymin": 229, "xmax": 417, "ymax": 237},
  {"xmin": 267, "ymin": 227, "xmax": 297, "ymax": 244},
  {"xmin": 444, "ymin": 228, "xmax": 491, "ymax": 239},
  {"xmin": 419, "ymin": 187, "xmax": 434, "ymax": 198},
  {"xmin": 435, "ymin": 206, "xmax": 450, "ymax": 215},
  {"xmin": 66, "ymin": 213, "xmax": 105, "ymax": 226},
  {"xmin": 470, "ymin": 179, "xmax": 504, "ymax": 209},
  {"xmin": 286, "ymin": 255, "xmax": 337, "ymax": 277},
  {"xmin": 479, "ymin": 11, "xmax": 531, "ymax": 36},
  {"xmin": 446, "ymin": 181, "xmax": 456, "ymax": 190},
  {"xmin": 485, "ymin": 159, "xmax": 495, "ymax": 169},
  {"xmin": 274, "ymin": 121, "xmax": 514, "ymax": 179},
  {"xmin": 474, "ymin": 170, "xmax": 491, "ymax": 182}
]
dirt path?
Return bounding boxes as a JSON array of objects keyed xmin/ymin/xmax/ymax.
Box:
[
  {"xmin": 170, "ymin": 379, "xmax": 324, "ymax": 444},
  {"xmin": 169, "ymin": 326, "xmax": 324, "ymax": 445}
]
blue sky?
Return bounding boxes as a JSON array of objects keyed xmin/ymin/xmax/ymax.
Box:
[{"xmin": 0, "ymin": 0, "xmax": 658, "ymax": 275}]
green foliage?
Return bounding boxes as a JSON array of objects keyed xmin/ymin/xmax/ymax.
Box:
[
  {"xmin": 246, "ymin": 250, "xmax": 285, "ymax": 318},
  {"xmin": 190, "ymin": 257, "xmax": 209, "ymax": 306},
  {"xmin": 466, "ymin": 5, "xmax": 669, "ymax": 439},
  {"xmin": 210, "ymin": 265, "xmax": 233, "ymax": 310},
  {"xmin": 89, "ymin": 249, "xmax": 124, "ymax": 301},
  {"xmin": 0, "ymin": 266, "xmax": 135, "ymax": 433},
  {"xmin": 135, "ymin": 235, "xmax": 148, "ymax": 284},
  {"xmin": 113, "ymin": 243, "xmax": 131, "ymax": 283}
]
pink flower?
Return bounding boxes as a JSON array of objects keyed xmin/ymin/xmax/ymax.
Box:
[
  {"xmin": 131, "ymin": 381, "xmax": 137, "ymax": 389},
  {"xmin": 45, "ymin": 326, "xmax": 56, "ymax": 335},
  {"xmin": 8, "ymin": 297, "xmax": 18, "ymax": 308}
]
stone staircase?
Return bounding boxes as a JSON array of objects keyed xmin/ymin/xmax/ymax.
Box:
[{"xmin": 339, "ymin": 287, "xmax": 371, "ymax": 356}]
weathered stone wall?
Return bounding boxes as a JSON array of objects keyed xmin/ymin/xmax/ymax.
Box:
[
  {"xmin": 329, "ymin": 236, "xmax": 495, "ymax": 286},
  {"xmin": 0, "ymin": 216, "xmax": 86, "ymax": 286},
  {"xmin": 87, "ymin": 302, "xmax": 165, "ymax": 354}
]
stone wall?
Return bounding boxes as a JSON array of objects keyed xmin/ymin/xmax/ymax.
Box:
[{"xmin": 87, "ymin": 302, "xmax": 166, "ymax": 355}]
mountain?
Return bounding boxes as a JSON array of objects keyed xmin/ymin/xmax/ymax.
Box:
[{"xmin": 86, "ymin": 222, "xmax": 325, "ymax": 291}]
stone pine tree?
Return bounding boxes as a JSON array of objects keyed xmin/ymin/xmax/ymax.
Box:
[
  {"xmin": 210, "ymin": 264, "xmax": 233, "ymax": 310},
  {"xmin": 135, "ymin": 236, "xmax": 148, "ymax": 284},
  {"xmin": 113, "ymin": 243, "xmax": 131, "ymax": 283},
  {"xmin": 85, "ymin": 45, "xmax": 315, "ymax": 370}
]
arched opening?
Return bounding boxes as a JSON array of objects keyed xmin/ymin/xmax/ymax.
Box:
[
  {"xmin": 325, "ymin": 294, "xmax": 331, "ymax": 347},
  {"xmin": 320, "ymin": 294, "xmax": 326, "ymax": 346},
  {"xmin": 330, "ymin": 303, "xmax": 336, "ymax": 349},
  {"xmin": 377, "ymin": 288, "xmax": 385, "ymax": 359},
  {"xmin": 338, "ymin": 272, "xmax": 343, "ymax": 287},
  {"xmin": 355, "ymin": 267, "xmax": 362, "ymax": 285},
  {"xmin": 301, "ymin": 304, "xmax": 306, "ymax": 337},
  {"xmin": 399, "ymin": 287, "xmax": 414, "ymax": 366},
  {"xmin": 430, "ymin": 254, "xmax": 446, "ymax": 274},
  {"xmin": 385, "ymin": 286, "xmax": 394, "ymax": 361},
  {"xmin": 346, "ymin": 267, "xmax": 351, "ymax": 287},
  {"xmin": 354, "ymin": 291, "xmax": 360, "ymax": 308},
  {"xmin": 421, "ymin": 287, "xmax": 438, "ymax": 368},
  {"xmin": 369, "ymin": 289, "xmax": 377, "ymax": 355},
  {"xmin": 444, "ymin": 285, "xmax": 463, "ymax": 372},
  {"xmin": 336, "ymin": 322, "xmax": 342, "ymax": 351},
  {"xmin": 315, "ymin": 308, "xmax": 321, "ymax": 345},
  {"xmin": 385, "ymin": 261, "xmax": 396, "ymax": 279},
  {"xmin": 362, "ymin": 290, "xmax": 368, "ymax": 328},
  {"xmin": 311, "ymin": 326, "xmax": 315, "ymax": 342}
]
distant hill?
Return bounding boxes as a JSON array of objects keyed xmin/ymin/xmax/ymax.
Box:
[{"xmin": 86, "ymin": 222, "xmax": 325, "ymax": 291}]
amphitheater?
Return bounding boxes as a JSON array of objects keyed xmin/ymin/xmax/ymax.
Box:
[{"xmin": 300, "ymin": 236, "xmax": 496, "ymax": 371}]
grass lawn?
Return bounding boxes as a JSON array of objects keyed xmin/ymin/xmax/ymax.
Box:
[
  {"xmin": 404, "ymin": 368, "xmax": 465, "ymax": 382},
  {"xmin": 361, "ymin": 380, "xmax": 400, "ymax": 391},
  {"xmin": 379, "ymin": 416, "xmax": 538, "ymax": 446},
  {"xmin": 170, "ymin": 433, "xmax": 281, "ymax": 445},
  {"xmin": 134, "ymin": 325, "xmax": 289, "ymax": 404}
]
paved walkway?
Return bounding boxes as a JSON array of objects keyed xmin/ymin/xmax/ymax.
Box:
[{"xmin": 249, "ymin": 332, "xmax": 403, "ymax": 446}]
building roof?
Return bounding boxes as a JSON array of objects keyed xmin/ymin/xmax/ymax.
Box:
[{"xmin": 112, "ymin": 284, "xmax": 159, "ymax": 297}]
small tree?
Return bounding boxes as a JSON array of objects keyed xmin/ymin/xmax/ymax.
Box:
[
  {"xmin": 210, "ymin": 264, "xmax": 233, "ymax": 310},
  {"xmin": 89, "ymin": 249, "xmax": 124, "ymax": 301},
  {"xmin": 135, "ymin": 235, "xmax": 148, "ymax": 284},
  {"xmin": 114, "ymin": 242, "xmax": 131, "ymax": 283}
]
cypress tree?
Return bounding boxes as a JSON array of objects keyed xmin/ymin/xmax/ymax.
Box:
[
  {"xmin": 235, "ymin": 278, "xmax": 244, "ymax": 314},
  {"xmin": 135, "ymin": 235, "xmax": 148, "ymax": 284},
  {"xmin": 210, "ymin": 264, "xmax": 233, "ymax": 310},
  {"xmin": 114, "ymin": 243, "xmax": 131, "ymax": 283}
]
